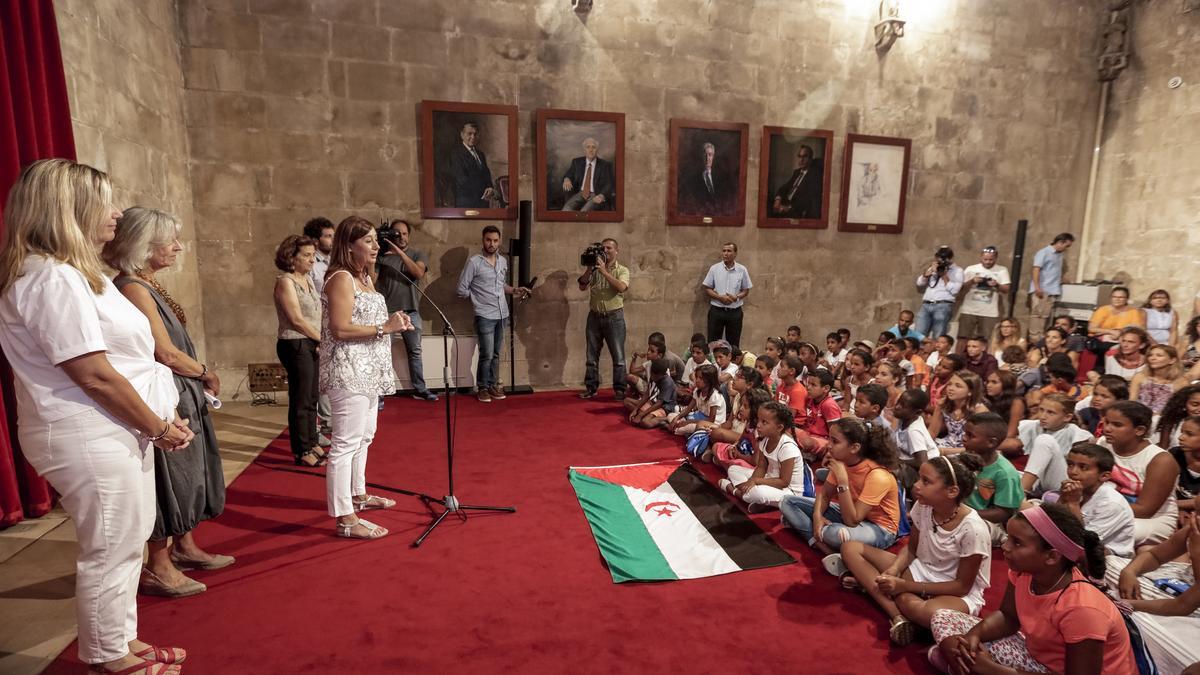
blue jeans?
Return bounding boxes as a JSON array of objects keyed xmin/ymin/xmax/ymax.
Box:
[
  {"xmin": 915, "ymin": 301, "xmax": 954, "ymax": 340},
  {"xmin": 779, "ymin": 495, "xmax": 897, "ymax": 550},
  {"xmin": 400, "ymin": 310, "xmax": 431, "ymax": 394},
  {"xmin": 584, "ymin": 309, "xmax": 627, "ymax": 394},
  {"xmin": 473, "ymin": 315, "xmax": 505, "ymax": 390}
]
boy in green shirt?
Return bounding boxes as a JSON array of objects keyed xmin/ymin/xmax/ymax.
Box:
[{"xmin": 962, "ymin": 412, "xmax": 1024, "ymax": 545}]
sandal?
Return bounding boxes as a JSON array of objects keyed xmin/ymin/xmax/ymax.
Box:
[
  {"xmin": 88, "ymin": 658, "xmax": 179, "ymax": 674},
  {"xmin": 889, "ymin": 615, "xmax": 917, "ymax": 646},
  {"xmin": 133, "ymin": 645, "xmax": 187, "ymax": 665},
  {"xmin": 840, "ymin": 574, "xmax": 865, "ymax": 593},
  {"xmin": 336, "ymin": 518, "xmax": 388, "ymax": 540},
  {"xmin": 295, "ymin": 450, "xmax": 326, "ymax": 467},
  {"xmin": 310, "ymin": 446, "xmax": 328, "ymax": 461},
  {"xmin": 353, "ymin": 494, "xmax": 396, "ymax": 511}
]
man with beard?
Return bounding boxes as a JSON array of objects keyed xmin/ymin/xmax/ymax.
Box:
[{"xmin": 457, "ymin": 225, "xmax": 531, "ymax": 402}]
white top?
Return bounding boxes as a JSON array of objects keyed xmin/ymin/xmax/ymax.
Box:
[
  {"xmin": 908, "ymin": 503, "xmax": 992, "ymax": 615},
  {"xmin": 916, "ymin": 264, "xmax": 964, "ymax": 303},
  {"xmin": 959, "ymin": 263, "xmax": 1011, "ymax": 318},
  {"xmin": 1105, "ymin": 353, "xmax": 1147, "ymax": 380},
  {"xmin": 758, "ymin": 434, "xmax": 806, "ymax": 493},
  {"xmin": 681, "ymin": 357, "xmax": 704, "ymax": 384},
  {"xmin": 1100, "ymin": 440, "xmax": 1179, "ymax": 525},
  {"xmin": 897, "ymin": 416, "xmax": 940, "ymax": 461},
  {"xmin": 703, "ymin": 261, "xmax": 753, "ymax": 309},
  {"xmin": 319, "ymin": 271, "xmax": 397, "ymax": 397},
  {"xmin": 1081, "ymin": 482, "xmax": 1136, "ymax": 558},
  {"xmin": 1144, "ymin": 308, "xmax": 1174, "ymax": 345},
  {"xmin": 898, "ymin": 357, "xmax": 915, "ymax": 377},
  {"xmin": 699, "ymin": 388, "xmax": 727, "ymax": 424},
  {"xmin": 1017, "ymin": 419, "xmax": 1090, "ymax": 456},
  {"xmin": 823, "ymin": 347, "xmax": 849, "ymax": 368},
  {"xmin": 0, "ymin": 256, "xmax": 178, "ymax": 425},
  {"xmin": 719, "ymin": 362, "xmax": 739, "ymax": 380}
]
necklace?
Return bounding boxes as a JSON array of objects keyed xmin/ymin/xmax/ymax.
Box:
[
  {"xmin": 934, "ymin": 505, "xmax": 960, "ymax": 529},
  {"xmin": 1032, "ymin": 568, "xmax": 1071, "ymax": 595},
  {"xmin": 134, "ymin": 271, "xmax": 186, "ymax": 325}
]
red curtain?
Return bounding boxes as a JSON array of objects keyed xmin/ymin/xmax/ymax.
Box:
[{"xmin": 0, "ymin": 0, "xmax": 77, "ymax": 527}]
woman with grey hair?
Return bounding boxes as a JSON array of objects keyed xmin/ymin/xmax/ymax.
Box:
[{"xmin": 103, "ymin": 206, "xmax": 233, "ymax": 599}]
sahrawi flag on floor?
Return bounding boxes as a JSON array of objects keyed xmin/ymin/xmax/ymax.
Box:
[{"xmin": 568, "ymin": 459, "xmax": 795, "ymax": 583}]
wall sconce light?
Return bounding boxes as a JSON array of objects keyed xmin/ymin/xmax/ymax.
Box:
[
  {"xmin": 572, "ymin": 0, "xmax": 593, "ymax": 14},
  {"xmin": 874, "ymin": 0, "xmax": 906, "ymax": 51}
]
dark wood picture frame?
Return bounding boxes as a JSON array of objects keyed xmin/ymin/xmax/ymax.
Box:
[
  {"xmin": 419, "ymin": 100, "xmax": 519, "ymax": 220},
  {"xmin": 757, "ymin": 127, "xmax": 834, "ymax": 230},
  {"xmin": 667, "ymin": 119, "xmax": 749, "ymax": 227},
  {"xmin": 837, "ymin": 133, "xmax": 912, "ymax": 234},
  {"xmin": 534, "ymin": 108, "xmax": 625, "ymax": 223}
]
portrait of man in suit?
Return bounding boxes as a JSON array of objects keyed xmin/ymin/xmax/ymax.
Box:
[
  {"xmin": 561, "ymin": 137, "xmax": 615, "ymax": 212},
  {"xmin": 771, "ymin": 144, "xmax": 824, "ymax": 219},
  {"xmin": 448, "ymin": 122, "xmax": 495, "ymax": 208},
  {"xmin": 677, "ymin": 135, "xmax": 738, "ymax": 216}
]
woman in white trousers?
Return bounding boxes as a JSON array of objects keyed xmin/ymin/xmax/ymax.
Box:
[
  {"xmin": 0, "ymin": 160, "xmax": 193, "ymax": 675},
  {"xmin": 319, "ymin": 216, "xmax": 410, "ymax": 540}
]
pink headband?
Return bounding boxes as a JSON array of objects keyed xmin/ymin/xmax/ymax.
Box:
[{"xmin": 1023, "ymin": 506, "xmax": 1084, "ymax": 563}]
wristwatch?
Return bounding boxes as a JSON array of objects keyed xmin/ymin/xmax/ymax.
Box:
[
  {"xmin": 375, "ymin": 324, "xmax": 385, "ymax": 339},
  {"xmin": 835, "ymin": 484, "xmax": 850, "ymax": 494}
]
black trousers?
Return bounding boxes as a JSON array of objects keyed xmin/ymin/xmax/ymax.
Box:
[
  {"xmin": 707, "ymin": 305, "xmax": 744, "ymax": 349},
  {"xmin": 277, "ymin": 338, "xmax": 319, "ymax": 459}
]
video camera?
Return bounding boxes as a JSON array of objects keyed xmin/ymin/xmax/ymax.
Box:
[
  {"xmin": 377, "ymin": 219, "xmax": 401, "ymax": 247},
  {"xmin": 580, "ymin": 242, "xmax": 606, "ymax": 267}
]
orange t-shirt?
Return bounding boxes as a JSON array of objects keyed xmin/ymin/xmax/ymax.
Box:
[
  {"xmin": 775, "ymin": 381, "xmax": 808, "ymax": 418},
  {"xmin": 910, "ymin": 354, "xmax": 929, "ymax": 387},
  {"xmin": 825, "ymin": 459, "xmax": 900, "ymax": 533},
  {"xmin": 1089, "ymin": 305, "xmax": 1145, "ymax": 331},
  {"xmin": 1009, "ymin": 569, "xmax": 1137, "ymax": 675}
]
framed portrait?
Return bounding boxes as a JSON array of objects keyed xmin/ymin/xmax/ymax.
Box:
[
  {"xmin": 837, "ymin": 133, "xmax": 912, "ymax": 234},
  {"xmin": 757, "ymin": 127, "xmax": 834, "ymax": 229},
  {"xmin": 667, "ymin": 119, "xmax": 749, "ymax": 227},
  {"xmin": 535, "ymin": 109, "xmax": 625, "ymax": 223},
  {"xmin": 419, "ymin": 100, "xmax": 519, "ymax": 220}
]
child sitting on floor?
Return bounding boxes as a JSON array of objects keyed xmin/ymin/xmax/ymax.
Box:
[
  {"xmin": 841, "ymin": 348, "xmax": 875, "ymax": 415},
  {"xmin": 894, "ymin": 389, "xmax": 940, "ymax": 495},
  {"xmin": 1008, "ymin": 393, "xmax": 1091, "ymax": 495},
  {"xmin": 719, "ymin": 401, "xmax": 813, "ymax": 513},
  {"xmin": 835, "ymin": 454, "xmax": 992, "ymax": 647},
  {"xmin": 927, "ymin": 353, "xmax": 965, "ymax": 412},
  {"xmin": 1038, "ymin": 354, "xmax": 1082, "ymax": 400},
  {"xmin": 1078, "ymin": 374, "xmax": 1128, "ymax": 438},
  {"xmin": 779, "ymin": 417, "xmax": 901, "ymax": 555},
  {"xmin": 872, "ymin": 360, "xmax": 906, "ymax": 424},
  {"xmin": 774, "ymin": 354, "xmax": 808, "ymax": 422},
  {"xmin": 855, "ymin": 383, "xmax": 893, "ymax": 433},
  {"xmin": 626, "ymin": 358, "xmax": 678, "ymax": 429},
  {"xmin": 931, "ymin": 503, "xmax": 1137, "ymax": 675},
  {"xmin": 712, "ymin": 341, "xmax": 738, "ymax": 385},
  {"xmin": 929, "ymin": 370, "xmax": 989, "ymax": 454},
  {"xmin": 797, "ymin": 369, "xmax": 842, "ymax": 459},
  {"xmin": 1170, "ymin": 414, "xmax": 1200, "ymax": 512},
  {"xmin": 668, "ymin": 364, "xmax": 725, "ymax": 437},
  {"xmin": 1114, "ymin": 509, "xmax": 1200, "ymax": 619},
  {"xmin": 708, "ymin": 387, "xmax": 773, "ymax": 469},
  {"xmin": 1101, "ymin": 400, "xmax": 1180, "ymax": 547},
  {"xmin": 754, "ymin": 354, "xmax": 778, "ymax": 395},
  {"xmin": 625, "ymin": 334, "xmax": 670, "ymax": 397},
  {"xmin": 962, "ymin": 412, "xmax": 1024, "ymax": 545},
  {"xmin": 678, "ymin": 340, "xmax": 708, "ymax": 405},
  {"xmin": 1042, "ymin": 442, "xmax": 1135, "ymax": 558},
  {"xmin": 798, "ymin": 341, "xmax": 824, "ymax": 381}
]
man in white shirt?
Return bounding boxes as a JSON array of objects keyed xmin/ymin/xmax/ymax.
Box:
[
  {"xmin": 914, "ymin": 245, "xmax": 964, "ymax": 341},
  {"xmin": 703, "ymin": 242, "xmax": 753, "ymax": 349},
  {"xmin": 957, "ymin": 246, "xmax": 1011, "ymax": 344}
]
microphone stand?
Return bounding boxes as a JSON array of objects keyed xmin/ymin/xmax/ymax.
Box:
[{"xmin": 383, "ymin": 249, "xmax": 516, "ymax": 548}]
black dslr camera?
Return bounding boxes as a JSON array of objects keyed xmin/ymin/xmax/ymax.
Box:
[
  {"xmin": 934, "ymin": 245, "xmax": 954, "ymax": 277},
  {"xmin": 377, "ymin": 219, "xmax": 400, "ymax": 247},
  {"xmin": 580, "ymin": 242, "xmax": 606, "ymax": 267}
]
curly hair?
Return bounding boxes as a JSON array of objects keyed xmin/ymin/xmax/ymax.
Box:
[
  {"xmin": 274, "ymin": 234, "xmax": 316, "ymax": 273},
  {"xmin": 831, "ymin": 417, "xmax": 898, "ymax": 470},
  {"xmin": 1157, "ymin": 384, "xmax": 1200, "ymax": 447}
]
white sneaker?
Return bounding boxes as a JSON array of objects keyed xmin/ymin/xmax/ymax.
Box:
[{"xmin": 822, "ymin": 553, "xmax": 847, "ymax": 578}]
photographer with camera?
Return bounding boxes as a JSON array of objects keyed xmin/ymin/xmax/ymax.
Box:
[
  {"xmin": 955, "ymin": 245, "xmax": 1011, "ymax": 346},
  {"xmin": 577, "ymin": 238, "xmax": 630, "ymax": 400},
  {"xmin": 375, "ymin": 218, "xmax": 438, "ymax": 402},
  {"xmin": 914, "ymin": 245, "xmax": 964, "ymax": 340}
]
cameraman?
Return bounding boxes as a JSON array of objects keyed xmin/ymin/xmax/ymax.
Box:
[
  {"xmin": 375, "ymin": 219, "xmax": 438, "ymax": 401},
  {"xmin": 955, "ymin": 245, "xmax": 1010, "ymax": 346},
  {"xmin": 577, "ymin": 238, "xmax": 630, "ymax": 400},
  {"xmin": 914, "ymin": 246, "xmax": 964, "ymax": 340}
]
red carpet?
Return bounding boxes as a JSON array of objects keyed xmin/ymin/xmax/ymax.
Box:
[{"xmin": 46, "ymin": 391, "xmax": 1008, "ymax": 674}]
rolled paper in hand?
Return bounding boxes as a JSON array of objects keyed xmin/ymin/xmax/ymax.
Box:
[{"xmin": 204, "ymin": 391, "xmax": 222, "ymax": 410}]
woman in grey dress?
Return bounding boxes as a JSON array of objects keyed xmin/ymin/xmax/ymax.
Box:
[{"xmin": 103, "ymin": 207, "xmax": 233, "ymax": 598}]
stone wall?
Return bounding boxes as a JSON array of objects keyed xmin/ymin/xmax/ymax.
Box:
[
  {"xmin": 166, "ymin": 0, "xmax": 1103, "ymax": 388},
  {"xmin": 55, "ymin": 0, "xmax": 205, "ymax": 358},
  {"xmin": 1086, "ymin": 2, "xmax": 1200, "ymax": 315}
]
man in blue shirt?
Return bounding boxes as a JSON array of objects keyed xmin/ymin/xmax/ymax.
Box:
[
  {"xmin": 1027, "ymin": 232, "xmax": 1075, "ymax": 341},
  {"xmin": 885, "ymin": 309, "xmax": 925, "ymax": 342},
  {"xmin": 702, "ymin": 242, "xmax": 753, "ymax": 349},
  {"xmin": 456, "ymin": 225, "xmax": 530, "ymax": 403}
]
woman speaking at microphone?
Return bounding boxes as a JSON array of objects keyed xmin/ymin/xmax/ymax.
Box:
[{"xmin": 321, "ymin": 216, "xmax": 411, "ymax": 540}]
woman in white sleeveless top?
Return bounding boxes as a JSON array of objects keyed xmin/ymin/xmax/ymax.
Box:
[
  {"xmin": 0, "ymin": 160, "xmax": 193, "ymax": 674},
  {"xmin": 320, "ymin": 216, "xmax": 411, "ymax": 540}
]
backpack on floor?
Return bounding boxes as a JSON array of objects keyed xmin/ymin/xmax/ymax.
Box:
[
  {"xmin": 685, "ymin": 430, "xmax": 711, "ymax": 459},
  {"xmin": 895, "ymin": 482, "xmax": 911, "ymax": 538}
]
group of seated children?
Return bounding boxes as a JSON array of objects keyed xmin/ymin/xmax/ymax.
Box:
[{"xmin": 614, "ymin": 323, "xmax": 1200, "ymax": 672}]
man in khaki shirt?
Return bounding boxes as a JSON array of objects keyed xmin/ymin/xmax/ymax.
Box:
[{"xmin": 577, "ymin": 238, "xmax": 630, "ymax": 399}]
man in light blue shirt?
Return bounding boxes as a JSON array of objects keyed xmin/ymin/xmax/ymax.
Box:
[
  {"xmin": 1027, "ymin": 232, "xmax": 1075, "ymax": 341},
  {"xmin": 913, "ymin": 246, "xmax": 964, "ymax": 340},
  {"xmin": 456, "ymin": 225, "xmax": 530, "ymax": 403},
  {"xmin": 702, "ymin": 242, "xmax": 753, "ymax": 348}
]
